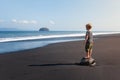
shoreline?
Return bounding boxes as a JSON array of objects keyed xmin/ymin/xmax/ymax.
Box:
[
  {"xmin": 0, "ymin": 33, "xmax": 120, "ymax": 80},
  {"xmin": 0, "ymin": 33, "xmax": 120, "ymax": 54},
  {"xmin": 0, "ymin": 33, "xmax": 119, "ymax": 54}
]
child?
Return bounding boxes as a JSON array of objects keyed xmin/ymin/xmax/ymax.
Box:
[{"xmin": 85, "ymin": 23, "xmax": 93, "ymax": 58}]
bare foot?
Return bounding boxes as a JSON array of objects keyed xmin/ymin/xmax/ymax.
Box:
[{"xmin": 85, "ymin": 56, "xmax": 89, "ymax": 58}]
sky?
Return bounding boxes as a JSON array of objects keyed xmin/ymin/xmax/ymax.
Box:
[{"xmin": 0, "ymin": 0, "xmax": 120, "ymax": 31}]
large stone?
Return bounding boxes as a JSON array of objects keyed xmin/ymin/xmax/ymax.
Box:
[
  {"xmin": 80, "ymin": 57, "xmax": 96, "ymax": 66},
  {"xmin": 39, "ymin": 27, "xmax": 49, "ymax": 31}
]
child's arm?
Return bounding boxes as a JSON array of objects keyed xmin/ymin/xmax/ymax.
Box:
[{"xmin": 85, "ymin": 33, "xmax": 88, "ymax": 43}]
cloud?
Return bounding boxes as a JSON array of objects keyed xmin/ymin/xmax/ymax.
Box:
[
  {"xmin": 20, "ymin": 20, "xmax": 29, "ymax": 24},
  {"xmin": 12, "ymin": 19, "xmax": 38, "ymax": 24},
  {"xmin": 49, "ymin": 20, "xmax": 55, "ymax": 25},
  {"xmin": 0, "ymin": 19, "xmax": 4, "ymax": 23},
  {"xmin": 12, "ymin": 19, "xmax": 17, "ymax": 23},
  {"xmin": 31, "ymin": 20, "xmax": 37, "ymax": 24}
]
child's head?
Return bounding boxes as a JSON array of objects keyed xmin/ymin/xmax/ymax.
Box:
[{"xmin": 86, "ymin": 23, "xmax": 92, "ymax": 30}]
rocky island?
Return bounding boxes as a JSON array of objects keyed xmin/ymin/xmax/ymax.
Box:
[{"xmin": 39, "ymin": 27, "xmax": 49, "ymax": 31}]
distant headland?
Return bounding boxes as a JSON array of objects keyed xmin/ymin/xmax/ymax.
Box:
[{"xmin": 39, "ymin": 27, "xmax": 49, "ymax": 31}]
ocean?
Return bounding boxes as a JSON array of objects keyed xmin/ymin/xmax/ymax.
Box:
[{"xmin": 0, "ymin": 31, "xmax": 119, "ymax": 54}]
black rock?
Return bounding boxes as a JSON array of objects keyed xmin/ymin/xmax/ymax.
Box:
[
  {"xmin": 39, "ymin": 27, "xmax": 49, "ymax": 31},
  {"xmin": 80, "ymin": 57, "xmax": 96, "ymax": 66}
]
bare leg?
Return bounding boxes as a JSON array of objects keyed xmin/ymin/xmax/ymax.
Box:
[
  {"xmin": 88, "ymin": 49, "xmax": 92, "ymax": 58},
  {"xmin": 85, "ymin": 51, "xmax": 89, "ymax": 58}
]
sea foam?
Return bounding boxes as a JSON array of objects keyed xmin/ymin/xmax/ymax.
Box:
[{"xmin": 0, "ymin": 32, "xmax": 120, "ymax": 43}]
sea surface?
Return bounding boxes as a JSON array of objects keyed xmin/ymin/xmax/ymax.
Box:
[{"xmin": 0, "ymin": 31, "xmax": 119, "ymax": 54}]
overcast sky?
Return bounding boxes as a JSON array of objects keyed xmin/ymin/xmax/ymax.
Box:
[{"xmin": 0, "ymin": 0, "xmax": 120, "ymax": 31}]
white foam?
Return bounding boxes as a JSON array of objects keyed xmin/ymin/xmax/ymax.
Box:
[
  {"xmin": 0, "ymin": 32, "xmax": 120, "ymax": 43},
  {"xmin": 0, "ymin": 33, "xmax": 85, "ymax": 43},
  {"xmin": 93, "ymin": 32, "xmax": 120, "ymax": 36}
]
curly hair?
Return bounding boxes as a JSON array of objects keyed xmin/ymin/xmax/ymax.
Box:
[{"xmin": 86, "ymin": 23, "xmax": 92, "ymax": 30}]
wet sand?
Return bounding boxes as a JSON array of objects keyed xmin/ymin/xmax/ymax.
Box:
[{"xmin": 0, "ymin": 34, "xmax": 120, "ymax": 80}]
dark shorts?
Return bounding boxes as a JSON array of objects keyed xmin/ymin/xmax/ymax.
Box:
[{"xmin": 85, "ymin": 42, "xmax": 93, "ymax": 52}]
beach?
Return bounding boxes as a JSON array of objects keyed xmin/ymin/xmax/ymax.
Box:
[{"xmin": 0, "ymin": 34, "xmax": 120, "ymax": 80}]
